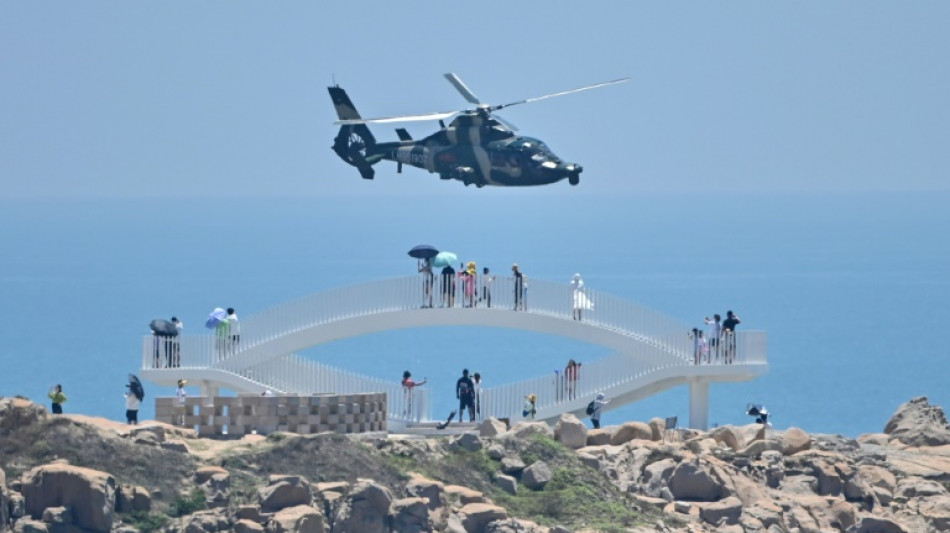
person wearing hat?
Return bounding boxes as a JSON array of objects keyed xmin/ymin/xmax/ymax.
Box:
[
  {"xmin": 522, "ymin": 393, "xmax": 537, "ymax": 419},
  {"xmin": 512, "ymin": 263, "xmax": 524, "ymax": 311},
  {"xmin": 590, "ymin": 392, "xmax": 609, "ymax": 429},
  {"xmin": 175, "ymin": 379, "xmax": 188, "ymax": 426}
]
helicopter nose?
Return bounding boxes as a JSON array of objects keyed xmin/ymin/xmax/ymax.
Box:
[{"xmin": 563, "ymin": 163, "xmax": 582, "ymax": 174}]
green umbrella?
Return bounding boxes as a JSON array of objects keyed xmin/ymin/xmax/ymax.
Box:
[{"xmin": 432, "ymin": 251, "xmax": 458, "ymax": 268}]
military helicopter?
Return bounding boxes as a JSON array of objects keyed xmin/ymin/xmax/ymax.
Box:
[{"xmin": 328, "ymin": 74, "xmax": 628, "ymax": 187}]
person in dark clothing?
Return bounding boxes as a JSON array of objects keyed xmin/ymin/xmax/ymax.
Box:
[
  {"xmin": 441, "ymin": 265, "xmax": 456, "ymax": 307},
  {"xmin": 512, "ymin": 263, "xmax": 524, "ymax": 310},
  {"xmin": 722, "ymin": 310, "xmax": 741, "ymax": 364},
  {"xmin": 456, "ymin": 368, "xmax": 476, "ymax": 422}
]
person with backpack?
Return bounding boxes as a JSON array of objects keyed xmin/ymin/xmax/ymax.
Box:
[
  {"xmin": 588, "ymin": 392, "xmax": 609, "ymax": 429},
  {"xmin": 456, "ymin": 369, "xmax": 476, "ymax": 422}
]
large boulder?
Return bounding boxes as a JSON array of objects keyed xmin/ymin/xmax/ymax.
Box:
[
  {"xmin": 195, "ymin": 466, "xmax": 230, "ymax": 509},
  {"xmin": 453, "ymin": 433, "xmax": 482, "ymax": 452},
  {"xmin": 115, "ymin": 485, "xmax": 151, "ymax": 513},
  {"xmin": 332, "ymin": 479, "xmax": 392, "ymax": 533},
  {"xmin": 781, "ymin": 427, "xmax": 812, "ymax": 455},
  {"xmin": 20, "ymin": 463, "xmax": 116, "ymax": 533},
  {"xmin": 709, "ymin": 426, "xmax": 743, "ymax": 452},
  {"xmin": 849, "ymin": 515, "xmax": 908, "ymax": 533},
  {"xmin": 405, "ymin": 474, "xmax": 444, "ymax": 510},
  {"xmin": 267, "ymin": 505, "xmax": 325, "ymax": 533},
  {"xmin": 553, "ymin": 414, "xmax": 587, "ymax": 449},
  {"xmin": 884, "ymin": 396, "xmax": 950, "ymax": 447},
  {"xmin": 0, "ymin": 398, "xmax": 47, "ymax": 432},
  {"xmin": 459, "ymin": 503, "xmax": 508, "ymax": 533},
  {"xmin": 389, "ymin": 497, "xmax": 430, "ymax": 533},
  {"xmin": 586, "ymin": 429, "xmax": 612, "ymax": 446},
  {"xmin": 668, "ymin": 461, "xmax": 727, "ymax": 502},
  {"xmin": 259, "ymin": 475, "xmax": 313, "ymax": 513},
  {"xmin": 477, "ymin": 418, "xmax": 507, "ymax": 437},
  {"xmin": 521, "ymin": 461, "xmax": 553, "ymax": 491},
  {"xmin": 503, "ymin": 421, "xmax": 553, "ymax": 440},
  {"xmin": 698, "ymin": 496, "xmax": 742, "ymax": 526},
  {"xmin": 610, "ymin": 422, "xmax": 653, "ymax": 445}
]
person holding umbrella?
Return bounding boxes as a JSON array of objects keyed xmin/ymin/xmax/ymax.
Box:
[
  {"xmin": 409, "ymin": 245, "xmax": 439, "ymax": 308},
  {"xmin": 125, "ymin": 374, "xmax": 144, "ymax": 425}
]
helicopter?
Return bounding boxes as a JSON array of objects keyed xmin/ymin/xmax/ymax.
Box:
[{"xmin": 328, "ymin": 73, "xmax": 628, "ymax": 187}]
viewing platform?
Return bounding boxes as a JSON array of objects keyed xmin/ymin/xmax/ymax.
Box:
[{"xmin": 141, "ymin": 275, "xmax": 768, "ymax": 430}]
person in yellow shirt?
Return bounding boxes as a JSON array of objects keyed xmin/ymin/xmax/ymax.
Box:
[{"xmin": 48, "ymin": 384, "xmax": 67, "ymax": 414}]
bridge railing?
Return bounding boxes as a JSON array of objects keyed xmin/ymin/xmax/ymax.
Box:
[
  {"xmin": 209, "ymin": 275, "xmax": 699, "ymax": 367},
  {"xmin": 481, "ymin": 330, "xmax": 767, "ymax": 421}
]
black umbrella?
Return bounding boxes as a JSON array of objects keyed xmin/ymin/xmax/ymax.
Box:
[
  {"xmin": 149, "ymin": 319, "xmax": 179, "ymax": 337},
  {"xmin": 128, "ymin": 374, "xmax": 145, "ymax": 401},
  {"xmin": 408, "ymin": 244, "xmax": 439, "ymax": 260}
]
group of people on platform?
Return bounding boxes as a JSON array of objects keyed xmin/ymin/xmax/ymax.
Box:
[
  {"xmin": 691, "ymin": 310, "xmax": 742, "ymax": 364},
  {"xmin": 418, "ymin": 261, "xmax": 594, "ymax": 318}
]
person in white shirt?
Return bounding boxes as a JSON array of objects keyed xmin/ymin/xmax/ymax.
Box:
[
  {"xmin": 125, "ymin": 390, "xmax": 141, "ymax": 425},
  {"xmin": 175, "ymin": 379, "xmax": 187, "ymax": 425},
  {"xmin": 227, "ymin": 308, "xmax": 240, "ymax": 355}
]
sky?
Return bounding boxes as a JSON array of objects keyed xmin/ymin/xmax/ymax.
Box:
[{"xmin": 2, "ymin": 2, "xmax": 949, "ymax": 200}]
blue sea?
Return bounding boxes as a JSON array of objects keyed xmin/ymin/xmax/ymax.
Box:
[{"xmin": 1, "ymin": 191, "xmax": 948, "ymax": 437}]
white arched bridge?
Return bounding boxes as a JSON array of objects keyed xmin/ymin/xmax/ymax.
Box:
[{"xmin": 141, "ymin": 275, "xmax": 768, "ymax": 430}]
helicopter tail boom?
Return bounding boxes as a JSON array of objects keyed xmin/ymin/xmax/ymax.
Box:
[{"xmin": 329, "ymin": 86, "xmax": 378, "ymax": 180}]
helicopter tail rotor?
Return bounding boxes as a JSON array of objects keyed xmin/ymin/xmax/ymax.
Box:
[{"xmin": 329, "ymin": 86, "xmax": 378, "ymax": 180}]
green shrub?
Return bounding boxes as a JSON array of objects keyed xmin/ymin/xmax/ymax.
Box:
[
  {"xmin": 122, "ymin": 511, "xmax": 168, "ymax": 533},
  {"xmin": 168, "ymin": 488, "xmax": 206, "ymax": 517}
]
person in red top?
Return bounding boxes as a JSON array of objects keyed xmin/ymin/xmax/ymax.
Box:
[
  {"xmin": 402, "ymin": 371, "xmax": 427, "ymax": 418},
  {"xmin": 565, "ymin": 359, "xmax": 581, "ymax": 400}
]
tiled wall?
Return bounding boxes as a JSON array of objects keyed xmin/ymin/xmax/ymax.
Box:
[{"xmin": 154, "ymin": 393, "xmax": 386, "ymax": 436}]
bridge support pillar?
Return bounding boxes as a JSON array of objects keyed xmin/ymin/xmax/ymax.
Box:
[
  {"xmin": 689, "ymin": 380, "xmax": 709, "ymax": 430},
  {"xmin": 201, "ymin": 381, "xmax": 219, "ymax": 402}
]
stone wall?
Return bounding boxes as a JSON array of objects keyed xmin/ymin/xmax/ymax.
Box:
[{"xmin": 154, "ymin": 393, "xmax": 386, "ymax": 436}]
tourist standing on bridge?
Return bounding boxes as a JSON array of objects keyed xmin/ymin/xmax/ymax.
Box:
[
  {"xmin": 463, "ymin": 262, "xmax": 477, "ymax": 307},
  {"xmin": 565, "ymin": 359, "xmax": 581, "ymax": 400},
  {"xmin": 480, "ymin": 267, "xmax": 493, "ymax": 308},
  {"xmin": 722, "ymin": 310, "xmax": 741, "ymax": 364},
  {"xmin": 704, "ymin": 314, "xmax": 722, "ymax": 361},
  {"xmin": 441, "ymin": 264, "xmax": 456, "ymax": 307},
  {"xmin": 589, "ymin": 392, "xmax": 609, "ymax": 429},
  {"xmin": 227, "ymin": 308, "xmax": 240, "ymax": 355},
  {"xmin": 512, "ymin": 264, "xmax": 525, "ymax": 310},
  {"xmin": 456, "ymin": 369, "xmax": 476, "ymax": 422},
  {"xmin": 418, "ymin": 258, "xmax": 434, "ymax": 308},
  {"xmin": 402, "ymin": 371, "xmax": 427, "ymax": 418},
  {"xmin": 472, "ymin": 372, "xmax": 483, "ymax": 419},
  {"xmin": 571, "ymin": 273, "xmax": 592, "ymax": 321}
]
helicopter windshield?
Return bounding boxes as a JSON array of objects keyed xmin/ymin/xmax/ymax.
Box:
[{"xmin": 514, "ymin": 137, "xmax": 560, "ymax": 167}]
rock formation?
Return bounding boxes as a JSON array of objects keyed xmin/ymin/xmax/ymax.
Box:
[{"xmin": 3, "ymin": 396, "xmax": 950, "ymax": 532}]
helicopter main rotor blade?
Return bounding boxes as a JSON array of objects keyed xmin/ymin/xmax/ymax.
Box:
[
  {"xmin": 444, "ymin": 73, "xmax": 482, "ymax": 105},
  {"xmin": 335, "ymin": 110, "xmax": 458, "ymax": 125},
  {"xmin": 491, "ymin": 78, "xmax": 631, "ymax": 111}
]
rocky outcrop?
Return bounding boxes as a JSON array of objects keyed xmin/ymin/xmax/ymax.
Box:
[
  {"xmin": 7, "ymin": 396, "xmax": 950, "ymax": 533},
  {"xmin": 884, "ymin": 396, "xmax": 950, "ymax": 447},
  {"xmin": 259, "ymin": 475, "xmax": 313, "ymax": 513},
  {"xmin": 20, "ymin": 464, "xmax": 116, "ymax": 533},
  {"xmin": 331, "ymin": 479, "xmax": 392, "ymax": 533}
]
